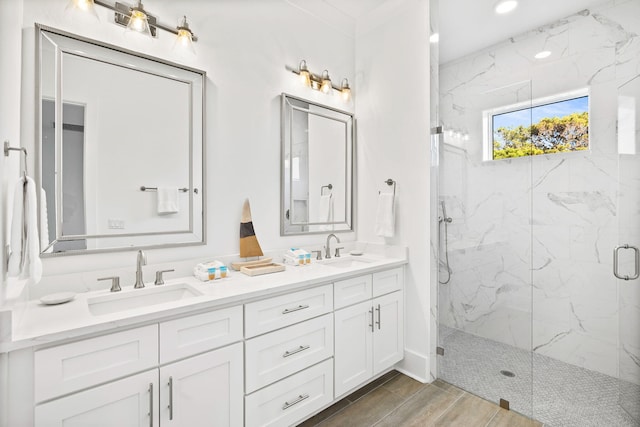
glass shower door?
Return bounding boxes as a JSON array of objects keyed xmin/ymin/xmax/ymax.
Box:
[{"xmin": 616, "ymin": 73, "xmax": 640, "ymax": 423}]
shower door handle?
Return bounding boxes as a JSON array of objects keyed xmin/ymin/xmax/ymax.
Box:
[{"xmin": 613, "ymin": 244, "xmax": 640, "ymax": 280}]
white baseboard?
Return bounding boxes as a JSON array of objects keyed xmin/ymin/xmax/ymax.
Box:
[{"xmin": 395, "ymin": 348, "xmax": 430, "ymax": 383}]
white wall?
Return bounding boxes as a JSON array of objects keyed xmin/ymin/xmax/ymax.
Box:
[
  {"xmin": 10, "ymin": 0, "xmax": 357, "ymax": 285},
  {"xmin": 355, "ymin": 0, "xmax": 432, "ymax": 381}
]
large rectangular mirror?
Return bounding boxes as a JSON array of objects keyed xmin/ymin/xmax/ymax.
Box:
[
  {"xmin": 37, "ymin": 25, "xmax": 205, "ymax": 255},
  {"xmin": 281, "ymin": 94, "xmax": 354, "ymax": 235}
]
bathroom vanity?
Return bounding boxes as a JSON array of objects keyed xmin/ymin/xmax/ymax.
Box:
[{"xmin": 0, "ymin": 251, "xmax": 406, "ymax": 427}]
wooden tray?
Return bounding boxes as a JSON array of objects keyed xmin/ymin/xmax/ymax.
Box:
[
  {"xmin": 240, "ymin": 263, "xmax": 285, "ymax": 277},
  {"xmin": 230, "ymin": 257, "xmax": 273, "ymax": 271}
]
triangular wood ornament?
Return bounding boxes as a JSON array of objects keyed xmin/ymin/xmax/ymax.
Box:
[{"xmin": 232, "ymin": 199, "xmax": 272, "ymax": 271}]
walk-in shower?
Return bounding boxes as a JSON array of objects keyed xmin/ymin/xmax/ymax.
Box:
[{"xmin": 434, "ymin": 1, "xmax": 640, "ymax": 426}]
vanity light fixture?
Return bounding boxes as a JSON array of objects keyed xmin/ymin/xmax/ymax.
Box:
[
  {"xmin": 494, "ymin": 0, "xmax": 518, "ymax": 15},
  {"xmin": 429, "ymin": 32, "xmax": 440, "ymax": 43},
  {"xmin": 67, "ymin": 0, "xmax": 198, "ymax": 48},
  {"xmin": 287, "ymin": 60, "xmax": 352, "ymax": 101}
]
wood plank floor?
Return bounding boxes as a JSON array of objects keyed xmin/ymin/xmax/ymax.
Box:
[{"xmin": 297, "ymin": 371, "xmax": 544, "ymax": 427}]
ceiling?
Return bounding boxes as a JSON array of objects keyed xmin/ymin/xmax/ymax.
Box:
[{"xmin": 323, "ymin": 0, "xmax": 608, "ymax": 64}]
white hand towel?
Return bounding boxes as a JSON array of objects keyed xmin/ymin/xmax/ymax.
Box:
[
  {"xmin": 8, "ymin": 177, "xmax": 43, "ymax": 283},
  {"xmin": 318, "ymin": 194, "xmax": 334, "ymax": 231},
  {"xmin": 8, "ymin": 177, "xmax": 25, "ymax": 276},
  {"xmin": 375, "ymin": 193, "xmax": 395, "ymax": 238},
  {"xmin": 157, "ymin": 187, "xmax": 179, "ymax": 214}
]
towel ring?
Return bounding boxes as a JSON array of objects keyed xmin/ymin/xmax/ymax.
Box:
[
  {"xmin": 379, "ymin": 179, "xmax": 396, "ymax": 196},
  {"xmin": 4, "ymin": 141, "xmax": 28, "ymax": 178},
  {"xmin": 321, "ymin": 183, "xmax": 333, "ymax": 195}
]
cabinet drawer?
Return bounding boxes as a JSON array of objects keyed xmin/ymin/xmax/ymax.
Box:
[
  {"xmin": 245, "ymin": 284, "xmax": 333, "ymax": 338},
  {"xmin": 245, "ymin": 359, "xmax": 333, "ymax": 427},
  {"xmin": 334, "ymin": 275, "xmax": 372, "ymax": 309},
  {"xmin": 35, "ymin": 324, "xmax": 158, "ymax": 403},
  {"xmin": 372, "ymin": 267, "xmax": 403, "ymax": 297},
  {"xmin": 245, "ymin": 314, "xmax": 333, "ymax": 393},
  {"xmin": 160, "ymin": 305, "xmax": 243, "ymax": 363}
]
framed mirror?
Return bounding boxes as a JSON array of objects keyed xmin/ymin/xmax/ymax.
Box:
[
  {"xmin": 36, "ymin": 25, "xmax": 205, "ymax": 255},
  {"xmin": 281, "ymin": 93, "xmax": 354, "ymax": 235}
]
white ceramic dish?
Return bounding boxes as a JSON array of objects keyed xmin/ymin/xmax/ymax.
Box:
[
  {"xmin": 350, "ymin": 250, "xmax": 364, "ymax": 256},
  {"xmin": 40, "ymin": 292, "xmax": 76, "ymax": 305}
]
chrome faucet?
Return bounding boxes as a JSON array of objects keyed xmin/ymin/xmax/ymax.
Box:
[
  {"xmin": 325, "ymin": 233, "xmax": 340, "ymax": 259},
  {"xmin": 134, "ymin": 250, "xmax": 147, "ymax": 288}
]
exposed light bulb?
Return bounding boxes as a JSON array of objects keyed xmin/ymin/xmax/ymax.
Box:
[
  {"xmin": 340, "ymin": 78, "xmax": 351, "ymax": 102},
  {"xmin": 320, "ymin": 70, "xmax": 332, "ymax": 94},
  {"xmin": 429, "ymin": 33, "xmax": 440, "ymax": 43},
  {"xmin": 299, "ymin": 60, "xmax": 311, "ymax": 87},
  {"xmin": 494, "ymin": 0, "xmax": 518, "ymax": 14},
  {"xmin": 175, "ymin": 16, "xmax": 196, "ymax": 54},
  {"xmin": 66, "ymin": 0, "xmax": 99, "ymax": 19},
  {"xmin": 126, "ymin": 1, "xmax": 152, "ymax": 37}
]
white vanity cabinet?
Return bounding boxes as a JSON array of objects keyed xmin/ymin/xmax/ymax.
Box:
[
  {"xmin": 34, "ymin": 307, "xmax": 244, "ymax": 427},
  {"xmin": 334, "ymin": 268, "xmax": 404, "ymax": 397}
]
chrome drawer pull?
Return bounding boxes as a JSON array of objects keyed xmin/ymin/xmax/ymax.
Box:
[
  {"xmin": 369, "ymin": 307, "xmax": 374, "ymax": 332},
  {"xmin": 282, "ymin": 304, "xmax": 310, "ymax": 314},
  {"xmin": 148, "ymin": 383, "xmax": 154, "ymax": 427},
  {"xmin": 168, "ymin": 376, "xmax": 174, "ymax": 420},
  {"xmin": 283, "ymin": 345, "xmax": 310, "ymax": 358},
  {"xmin": 375, "ymin": 304, "xmax": 381, "ymax": 330},
  {"xmin": 282, "ymin": 394, "xmax": 309, "ymax": 410}
]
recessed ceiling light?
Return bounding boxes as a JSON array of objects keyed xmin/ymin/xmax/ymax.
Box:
[
  {"xmin": 430, "ymin": 33, "xmax": 440, "ymax": 43},
  {"xmin": 535, "ymin": 50, "xmax": 552, "ymax": 59},
  {"xmin": 495, "ymin": 0, "xmax": 518, "ymax": 14}
]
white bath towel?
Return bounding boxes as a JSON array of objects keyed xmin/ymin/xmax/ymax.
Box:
[
  {"xmin": 375, "ymin": 192, "xmax": 395, "ymax": 238},
  {"xmin": 157, "ymin": 187, "xmax": 179, "ymax": 214},
  {"xmin": 8, "ymin": 176, "xmax": 43, "ymax": 283}
]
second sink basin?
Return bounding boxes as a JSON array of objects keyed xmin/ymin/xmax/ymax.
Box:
[
  {"xmin": 320, "ymin": 256, "xmax": 375, "ymax": 269},
  {"xmin": 88, "ymin": 282, "xmax": 202, "ymax": 316}
]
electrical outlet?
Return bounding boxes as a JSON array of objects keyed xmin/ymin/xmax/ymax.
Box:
[{"xmin": 108, "ymin": 219, "xmax": 125, "ymax": 229}]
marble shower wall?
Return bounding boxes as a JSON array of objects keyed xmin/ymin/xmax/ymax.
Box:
[{"xmin": 438, "ymin": 0, "xmax": 640, "ymax": 379}]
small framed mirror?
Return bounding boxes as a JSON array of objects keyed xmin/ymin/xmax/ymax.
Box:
[
  {"xmin": 281, "ymin": 93, "xmax": 354, "ymax": 235},
  {"xmin": 37, "ymin": 25, "xmax": 205, "ymax": 255}
]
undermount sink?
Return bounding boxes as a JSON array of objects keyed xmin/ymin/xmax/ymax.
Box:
[
  {"xmin": 88, "ymin": 283, "xmax": 202, "ymax": 316},
  {"xmin": 320, "ymin": 256, "xmax": 375, "ymax": 269}
]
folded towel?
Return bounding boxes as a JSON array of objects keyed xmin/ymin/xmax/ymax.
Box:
[
  {"xmin": 157, "ymin": 187, "xmax": 179, "ymax": 214},
  {"xmin": 9, "ymin": 176, "xmax": 43, "ymax": 283},
  {"xmin": 375, "ymin": 192, "xmax": 395, "ymax": 238}
]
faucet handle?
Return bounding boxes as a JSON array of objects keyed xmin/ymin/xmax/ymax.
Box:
[
  {"xmin": 98, "ymin": 276, "xmax": 121, "ymax": 292},
  {"xmin": 335, "ymin": 247, "xmax": 345, "ymax": 258},
  {"xmin": 155, "ymin": 269, "xmax": 175, "ymax": 286},
  {"xmin": 312, "ymin": 250, "xmax": 323, "ymax": 261}
]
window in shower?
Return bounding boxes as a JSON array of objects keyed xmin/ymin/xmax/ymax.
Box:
[{"xmin": 483, "ymin": 89, "xmax": 590, "ymax": 160}]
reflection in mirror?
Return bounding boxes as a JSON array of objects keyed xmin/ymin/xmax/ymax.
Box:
[
  {"xmin": 281, "ymin": 94, "xmax": 354, "ymax": 235},
  {"xmin": 37, "ymin": 25, "xmax": 205, "ymax": 255}
]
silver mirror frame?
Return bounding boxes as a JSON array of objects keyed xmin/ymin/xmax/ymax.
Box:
[
  {"xmin": 280, "ymin": 93, "xmax": 355, "ymax": 236},
  {"xmin": 35, "ymin": 24, "xmax": 206, "ymax": 256}
]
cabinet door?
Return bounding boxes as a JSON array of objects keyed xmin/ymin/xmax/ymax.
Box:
[
  {"xmin": 372, "ymin": 291, "xmax": 404, "ymax": 375},
  {"xmin": 159, "ymin": 342, "xmax": 243, "ymax": 427},
  {"xmin": 334, "ymin": 300, "xmax": 373, "ymax": 397},
  {"xmin": 35, "ymin": 370, "xmax": 158, "ymax": 427}
]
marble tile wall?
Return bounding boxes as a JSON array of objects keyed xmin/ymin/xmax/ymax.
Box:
[{"xmin": 438, "ymin": 0, "xmax": 640, "ymax": 380}]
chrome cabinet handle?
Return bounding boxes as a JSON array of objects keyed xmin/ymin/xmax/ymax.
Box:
[
  {"xmin": 282, "ymin": 394, "xmax": 309, "ymax": 410},
  {"xmin": 369, "ymin": 307, "xmax": 374, "ymax": 332},
  {"xmin": 148, "ymin": 383, "xmax": 154, "ymax": 427},
  {"xmin": 168, "ymin": 376, "xmax": 174, "ymax": 421},
  {"xmin": 614, "ymin": 244, "xmax": 640, "ymax": 280},
  {"xmin": 375, "ymin": 304, "xmax": 381, "ymax": 330},
  {"xmin": 282, "ymin": 304, "xmax": 309, "ymax": 314},
  {"xmin": 283, "ymin": 345, "xmax": 310, "ymax": 358}
]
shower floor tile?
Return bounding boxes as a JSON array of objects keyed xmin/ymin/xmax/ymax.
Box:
[{"xmin": 438, "ymin": 326, "xmax": 640, "ymax": 427}]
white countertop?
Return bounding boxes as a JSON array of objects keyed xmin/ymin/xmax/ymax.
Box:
[{"xmin": 1, "ymin": 251, "xmax": 407, "ymax": 353}]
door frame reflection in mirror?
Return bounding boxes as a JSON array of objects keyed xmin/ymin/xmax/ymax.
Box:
[
  {"xmin": 35, "ymin": 24, "xmax": 206, "ymax": 256},
  {"xmin": 280, "ymin": 93, "xmax": 355, "ymax": 236}
]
